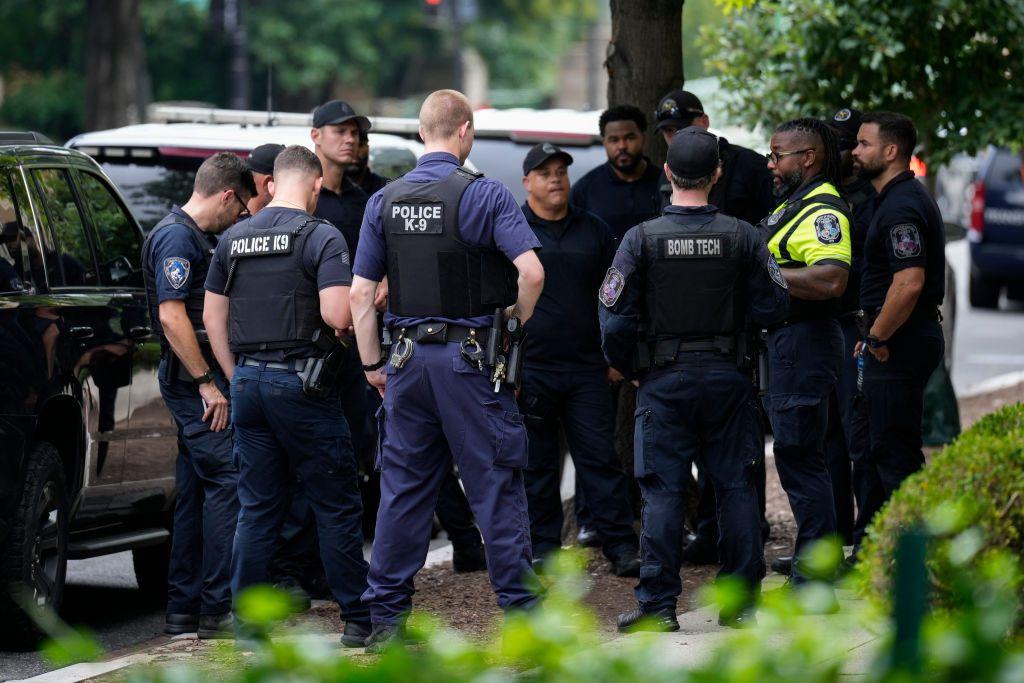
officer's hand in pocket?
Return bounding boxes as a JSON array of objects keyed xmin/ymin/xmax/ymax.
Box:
[
  {"xmin": 199, "ymin": 382, "xmax": 230, "ymax": 432},
  {"xmin": 607, "ymin": 367, "xmax": 625, "ymax": 385}
]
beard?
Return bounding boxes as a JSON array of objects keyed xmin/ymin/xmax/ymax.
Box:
[
  {"xmin": 855, "ymin": 158, "xmax": 885, "ymax": 181},
  {"xmin": 772, "ymin": 169, "xmax": 804, "ymax": 199},
  {"xmin": 611, "ymin": 151, "xmax": 642, "ymax": 174}
]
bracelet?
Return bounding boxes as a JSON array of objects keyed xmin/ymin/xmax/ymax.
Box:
[
  {"xmin": 865, "ymin": 335, "xmax": 887, "ymax": 349},
  {"xmin": 362, "ymin": 356, "xmax": 387, "ymax": 372}
]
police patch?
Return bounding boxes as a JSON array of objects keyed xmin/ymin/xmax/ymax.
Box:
[
  {"xmin": 599, "ymin": 267, "xmax": 626, "ymax": 308},
  {"xmin": 163, "ymin": 257, "xmax": 190, "ymax": 290},
  {"xmin": 386, "ymin": 202, "xmax": 444, "ymax": 234},
  {"xmin": 660, "ymin": 98, "xmax": 678, "ymax": 115},
  {"xmin": 814, "ymin": 213, "xmax": 842, "ymax": 245},
  {"xmin": 833, "ymin": 108, "xmax": 852, "ymax": 122},
  {"xmin": 890, "ymin": 223, "xmax": 922, "ymax": 259},
  {"xmin": 767, "ymin": 254, "xmax": 788, "ymax": 290},
  {"xmin": 766, "ymin": 208, "xmax": 785, "ymax": 226}
]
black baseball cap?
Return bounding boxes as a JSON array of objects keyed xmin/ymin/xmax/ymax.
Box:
[
  {"xmin": 830, "ymin": 107, "xmax": 863, "ymax": 151},
  {"xmin": 654, "ymin": 90, "xmax": 705, "ymax": 131},
  {"xmin": 246, "ymin": 143, "xmax": 285, "ymax": 175},
  {"xmin": 666, "ymin": 126, "xmax": 720, "ymax": 179},
  {"xmin": 312, "ymin": 99, "xmax": 371, "ymax": 131},
  {"xmin": 522, "ymin": 142, "xmax": 574, "ymax": 175}
]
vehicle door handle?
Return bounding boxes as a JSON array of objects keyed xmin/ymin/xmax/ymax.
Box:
[
  {"xmin": 70, "ymin": 326, "xmax": 95, "ymax": 340},
  {"xmin": 129, "ymin": 326, "xmax": 152, "ymax": 340}
]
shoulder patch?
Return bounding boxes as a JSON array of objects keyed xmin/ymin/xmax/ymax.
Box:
[
  {"xmin": 162, "ymin": 257, "xmax": 190, "ymax": 290},
  {"xmin": 890, "ymin": 223, "xmax": 922, "ymax": 259},
  {"xmin": 599, "ymin": 267, "xmax": 627, "ymax": 308},
  {"xmin": 814, "ymin": 213, "xmax": 842, "ymax": 245},
  {"xmin": 766, "ymin": 207, "xmax": 785, "ymax": 226},
  {"xmin": 766, "ymin": 253, "xmax": 788, "ymax": 289}
]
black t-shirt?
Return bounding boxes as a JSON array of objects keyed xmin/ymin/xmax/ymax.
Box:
[
  {"xmin": 839, "ymin": 176, "xmax": 877, "ymax": 312},
  {"xmin": 569, "ymin": 159, "xmax": 663, "ymax": 240},
  {"xmin": 860, "ymin": 171, "xmax": 945, "ymax": 314},
  {"xmin": 521, "ymin": 202, "xmax": 616, "ymax": 372},
  {"xmin": 314, "ymin": 175, "xmax": 373, "ymax": 260}
]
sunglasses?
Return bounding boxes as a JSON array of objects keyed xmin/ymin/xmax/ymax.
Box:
[{"xmin": 656, "ymin": 104, "xmax": 704, "ymax": 123}]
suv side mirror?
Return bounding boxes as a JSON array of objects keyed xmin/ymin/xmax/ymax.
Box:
[{"xmin": 944, "ymin": 222, "xmax": 967, "ymax": 243}]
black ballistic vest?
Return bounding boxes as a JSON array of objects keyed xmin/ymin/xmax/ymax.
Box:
[
  {"xmin": 142, "ymin": 213, "xmax": 213, "ymax": 350},
  {"xmin": 225, "ymin": 212, "xmax": 325, "ymax": 353},
  {"xmin": 381, "ymin": 167, "xmax": 517, "ymax": 318},
  {"xmin": 639, "ymin": 213, "xmax": 745, "ymax": 339}
]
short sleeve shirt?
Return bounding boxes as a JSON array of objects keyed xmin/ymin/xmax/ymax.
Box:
[
  {"xmin": 352, "ymin": 151, "xmax": 540, "ymax": 329},
  {"xmin": 569, "ymin": 159, "xmax": 663, "ymax": 240},
  {"xmin": 143, "ymin": 206, "xmax": 214, "ymax": 304},
  {"xmin": 764, "ymin": 180, "xmax": 852, "ymax": 270}
]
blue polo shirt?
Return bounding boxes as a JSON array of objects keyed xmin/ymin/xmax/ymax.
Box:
[
  {"xmin": 352, "ymin": 152, "xmax": 540, "ymax": 329},
  {"xmin": 142, "ymin": 205, "xmax": 214, "ymax": 305}
]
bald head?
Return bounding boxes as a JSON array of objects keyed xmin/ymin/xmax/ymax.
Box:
[{"xmin": 419, "ymin": 89, "xmax": 474, "ymax": 143}]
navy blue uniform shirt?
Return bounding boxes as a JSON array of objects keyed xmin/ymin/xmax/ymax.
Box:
[
  {"xmin": 205, "ymin": 207, "xmax": 353, "ymax": 360},
  {"xmin": 353, "ymin": 151, "xmax": 541, "ymax": 330},
  {"xmin": 315, "ymin": 175, "xmax": 373, "ymax": 262},
  {"xmin": 569, "ymin": 159, "xmax": 663, "ymax": 240},
  {"xmin": 859, "ymin": 170, "xmax": 945, "ymax": 314},
  {"xmin": 143, "ymin": 205, "xmax": 215, "ymax": 305},
  {"xmin": 599, "ymin": 204, "xmax": 790, "ymax": 374},
  {"xmin": 839, "ymin": 176, "xmax": 877, "ymax": 313},
  {"xmin": 521, "ymin": 202, "xmax": 616, "ymax": 372}
]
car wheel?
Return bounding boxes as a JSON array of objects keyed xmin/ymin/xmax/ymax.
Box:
[
  {"xmin": 132, "ymin": 540, "xmax": 170, "ymax": 605},
  {"xmin": 0, "ymin": 442, "xmax": 69, "ymax": 649},
  {"xmin": 969, "ymin": 272, "xmax": 1000, "ymax": 309}
]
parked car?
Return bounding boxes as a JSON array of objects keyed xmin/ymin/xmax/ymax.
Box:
[
  {"xmin": 965, "ymin": 146, "xmax": 1024, "ymax": 309},
  {"xmin": 0, "ymin": 132, "xmax": 176, "ymax": 647}
]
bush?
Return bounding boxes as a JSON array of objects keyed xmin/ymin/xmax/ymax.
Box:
[{"xmin": 856, "ymin": 402, "xmax": 1024, "ymax": 630}]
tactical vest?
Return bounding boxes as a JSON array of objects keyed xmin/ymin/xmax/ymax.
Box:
[
  {"xmin": 639, "ymin": 212, "xmax": 745, "ymax": 339},
  {"xmin": 757, "ymin": 180, "xmax": 852, "ymax": 320},
  {"xmin": 224, "ymin": 212, "xmax": 325, "ymax": 353},
  {"xmin": 142, "ymin": 212, "xmax": 213, "ymax": 350},
  {"xmin": 381, "ymin": 166, "xmax": 517, "ymax": 318}
]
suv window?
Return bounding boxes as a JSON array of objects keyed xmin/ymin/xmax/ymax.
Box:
[
  {"xmin": 988, "ymin": 148, "xmax": 1023, "ymax": 189},
  {"xmin": 32, "ymin": 168, "xmax": 97, "ymax": 287},
  {"xmin": 0, "ymin": 172, "xmax": 28, "ymax": 293},
  {"xmin": 76, "ymin": 170, "xmax": 142, "ymax": 286}
]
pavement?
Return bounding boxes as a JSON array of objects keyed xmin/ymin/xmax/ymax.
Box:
[{"xmin": 4, "ymin": 237, "xmax": 1020, "ymax": 681}]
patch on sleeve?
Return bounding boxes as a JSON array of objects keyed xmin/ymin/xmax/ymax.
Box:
[
  {"xmin": 599, "ymin": 267, "xmax": 627, "ymax": 308},
  {"xmin": 814, "ymin": 213, "xmax": 842, "ymax": 245},
  {"xmin": 766, "ymin": 253, "xmax": 788, "ymax": 289},
  {"xmin": 890, "ymin": 223, "xmax": 922, "ymax": 259},
  {"xmin": 162, "ymin": 257, "xmax": 190, "ymax": 290}
]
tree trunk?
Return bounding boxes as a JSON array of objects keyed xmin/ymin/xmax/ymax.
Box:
[
  {"xmin": 84, "ymin": 0, "xmax": 147, "ymax": 130},
  {"xmin": 606, "ymin": 0, "xmax": 684, "ymax": 164}
]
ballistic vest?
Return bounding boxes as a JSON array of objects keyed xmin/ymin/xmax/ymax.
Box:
[
  {"xmin": 381, "ymin": 167, "xmax": 517, "ymax": 318},
  {"xmin": 638, "ymin": 212, "xmax": 745, "ymax": 339},
  {"xmin": 224, "ymin": 211, "xmax": 325, "ymax": 354},
  {"xmin": 142, "ymin": 212, "xmax": 213, "ymax": 351}
]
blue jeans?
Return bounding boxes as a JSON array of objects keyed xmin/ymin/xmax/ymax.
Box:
[
  {"xmin": 633, "ymin": 354, "xmax": 764, "ymax": 612},
  {"xmin": 229, "ymin": 363, "xmax": 369, "ymax": 624},
  {"xmin": 159, "ymin": 357, "xmax": 238, "ymax": 616}
]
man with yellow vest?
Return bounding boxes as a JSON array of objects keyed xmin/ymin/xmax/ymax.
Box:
[{"xmin": 758, "ymin": 118, "xmax": 852, "ymax": 586}]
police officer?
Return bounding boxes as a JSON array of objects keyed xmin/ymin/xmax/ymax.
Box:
[
  {"xmin": 517, "ymin": 142, "xmax": 640, "ymax": 576},
  {"xmin": 603, "ymin": 127, "xmax": 789, "ymax": 631},
  {"xmin": 203, "ymin": 145, "xmax": 371, "ymax": 647},
  {"xmin": 760, "ymin": 118, "xmax": 852, "ymax": 584},
  {"xmin": 653, "ymin": 90, "xmax": 777, "ymax": 564},
  {"xmin": 348, "ymin": 129, "xmax": 388, "ymax": 196},
  {"xmin": 771, "ymin": 108, "xmax": 877, "ymax": 576},
  {"xmin": 350, "ymin": 89, "xmax": 545, "ymax": 651},
  {"xmin": 851, "ymin": 111, "xmax": 944, "ymax": 533},
  {"xmin": 141, "ymin": 152, "xmax": 254, "ymax": 639},
  {"xmin": 246, "ymin": 143, "xmax": 285, "ymax": 215}
]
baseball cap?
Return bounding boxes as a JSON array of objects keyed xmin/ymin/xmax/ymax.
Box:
[
  {"xmin": 246, "ymin": 143, "xmax": 285, "ymax": 175},
  {"xmin": 654, "ymin": 90, "xmax": 705, "ymax": 131},
  {"xmin": 522, "ymin": 142, "xmax": 574, "ymax": 175},
  {"xmin": 830, "ymin": 107, "xmax": 863, "ymax": 151},
  {"xmin": 312, "ymin": 99, "xmax": 371, "ymax": 131},
  {"xmin": 666, "ymin": 126, "xmax": 720, "ymax": 179}
]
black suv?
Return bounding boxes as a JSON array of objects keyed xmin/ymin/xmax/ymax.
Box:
[{"xmin": 0, "ymin": 133, "xmax": 176, "ymax": 646}]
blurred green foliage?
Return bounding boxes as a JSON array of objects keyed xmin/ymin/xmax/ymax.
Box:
[
  {"xmin": 856, "ymin": 402, "xmax": 1024, "ymax": 634},
  {"xmin": 700, "ymin": 0, "xmax": 1024, "ymax": 165}
]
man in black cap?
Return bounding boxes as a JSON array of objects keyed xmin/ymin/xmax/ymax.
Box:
[
  {"xmin": 517, "ymin": 142, "xmax": 641, "ymax": 577},
  {"xmin": 653, "ymin": 89, "xmax": 776, "ymax": 567},
  {"xmin": 603, "ymin": 127, "xmax": 789, "ymax": 631},
  {"xmin": 347, "ymin": 130, "xmax": 389, "ymax": 197},
  {"xmin": 245, "ymin": 143, "xmax": 285, "ymax": 215},
  {"xmin": 772, "ymin": 107, "xmax": 878, "ymax": 575}
]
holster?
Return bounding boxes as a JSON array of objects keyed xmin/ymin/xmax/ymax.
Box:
[{"xmin": 299, "ymin": 328, "xmax": 351, "ymax": 398}]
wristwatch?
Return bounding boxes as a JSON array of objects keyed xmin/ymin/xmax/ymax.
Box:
[
  {"xmin": 193, "ymin": 369, "xmax": 215, "ymax": 384},
  {"xmin": 362, "ymin": 356, "xmax": 387, "ymax": 372},
  {"xmin": 865, "ymin": 335, "xmax": 887, "ymax": 349}
]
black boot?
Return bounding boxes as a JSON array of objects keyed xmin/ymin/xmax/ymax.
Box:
[
  {"xmin": 198, "ymin": 612, "xmax": 234, "ymax": 640},
  {"xmin": 365, "ymin": 623, "xmax": 400, "ymax": 654},
  {"xmin": 611, "ymin": 551, "xmax": 641, "ymax": 577},
  {"xmin": 616, "ymin": 607, "xmax": 680, "ymax": 633},
  {"xmin": 340, "ymin": 621, "xmax": 372, "ymax": 648},
  {"xmin": 452, "ymin": 544, "xmax": 487, "ymax": 573},
  {"xmin": 164, "ymin": 613, "xmax": 198, "ymax": 636},
  {"xmin": 576, "ymin": 525, "xmax": 600, "ymax": 548},
  {"xmin": 770, "ymin": 555, "xmax": 793, "ymax": 575}
]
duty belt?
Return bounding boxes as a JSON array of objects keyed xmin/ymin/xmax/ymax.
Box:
[
  {"xmin": 238, "ymin": 356, "xmax": 313, "ymax": 372},
  {"xmin": 402, "ymin": 323, "xmax": 485, "ymax": 345},
  {"xmin": 647, "ymin": 336, "xmax": 737, "ymax": 366}
]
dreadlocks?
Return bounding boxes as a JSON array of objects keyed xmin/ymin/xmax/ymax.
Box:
[{"xmin": 774, "ymin": 117, "xmax": 844, "ymax": 189}]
